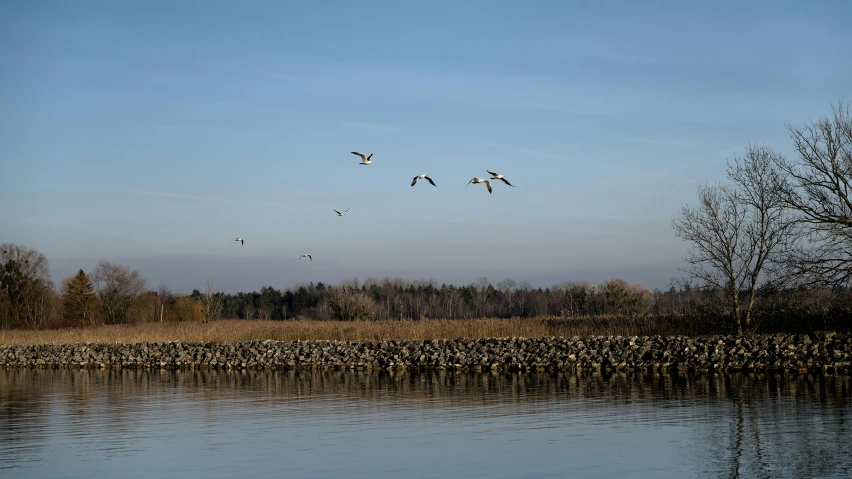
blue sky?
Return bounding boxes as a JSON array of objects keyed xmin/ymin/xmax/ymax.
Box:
[{"xmin": 1, "ymin": 0, "xmax": 850, "ymax": 293}]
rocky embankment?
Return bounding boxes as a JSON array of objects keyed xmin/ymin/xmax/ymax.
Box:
[{"xmin": 1, "ymin": 333, "xmax": 850, "ymax": 373}]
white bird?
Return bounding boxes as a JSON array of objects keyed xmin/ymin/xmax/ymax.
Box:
[
  {"xmin": 299, "ymin": 254, "xmax": 312, "ymax": 261},
  {"xmin": 487, "ymin": 170, "xmax": 515, "ymax": 187},
  {"xmin": 411, "ymin": 174, "xmax": 436, "ymax": 187},
  {"xmin": 333, "ymin": 208, "xmax": 351, "ymax": 216},
  {"xmin": 467, "ymin": 177, "xmax": 492, "ymax": 194},
  {"xmin": 351, "ymin": 152, "xmax": 373, "ymax": 165},
  {"xmin": 234, "ymin": 237, "xmax": 244, "ymax": 245}
]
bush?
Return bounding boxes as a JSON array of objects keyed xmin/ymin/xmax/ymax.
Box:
[
  {"xmin": 172, "ymin": 296, "xmax": 204, "ymax": 322},
  {"xmin": 323, "ymin": 287, "xmax": 376, "ymax": 321}
]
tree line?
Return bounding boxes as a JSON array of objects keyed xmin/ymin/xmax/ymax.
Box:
[
  {"xmin": 2, "ymin": 101, "xmax": 851, "ymax": 334},
  {"xmin": 2, "ymin": 246, "xmax": 851, "ymax": 334}
]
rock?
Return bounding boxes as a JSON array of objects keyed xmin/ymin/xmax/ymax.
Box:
[{"xmin": 0, "ymin": 334, "xmax": 850, "ymax": 374}]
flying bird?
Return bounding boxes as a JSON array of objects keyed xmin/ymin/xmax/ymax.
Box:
[
  {"xmin": 333, "ymin": 208, "xmax": 351, "ymax": 216},
  {"xmin": 467, "ymin": 177, "xmax": 492, "ymax": 194},
  {"xmin": 299, "ymin": 254, "xmax": 312, "ymax": 261},
  {"xmin": 487, "ymin": 170, "xmax": 514, "ymax": 187},
  {"xmin": 234, "ymin": 237, "xmax": 244, "ymax": 245},
  {"xmin": 411, "ymin": 174, "xmax": 436, "ymax": 187},
  {"xmin": 351, "ymin": 152, "xmax": 373, "ymax": 165}
]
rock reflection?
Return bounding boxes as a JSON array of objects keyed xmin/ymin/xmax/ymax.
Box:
[{"xmin": 1, "ymin": 369, "xmax": 850, "ymax": 477}]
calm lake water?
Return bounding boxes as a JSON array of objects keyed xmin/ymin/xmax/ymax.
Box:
[{"xmin": 1, "ymin": 369, "xmax": 850, "ymax": 479}]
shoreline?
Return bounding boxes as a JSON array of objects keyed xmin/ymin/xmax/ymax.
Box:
[{"xmin": 2, "ymin": 333, "xmax": 850, "ymax": 374}]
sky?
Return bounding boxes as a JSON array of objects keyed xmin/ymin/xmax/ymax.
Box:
[{"xmin": 1, "ymin": 0, "xmax": 850, "ymax": 294}]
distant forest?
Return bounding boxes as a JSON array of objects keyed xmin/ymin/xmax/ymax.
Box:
[
  {"xmin": 1, "ymin": 247, "xmax": 851, "ymax": 334},
  {"xmin": 190, "ymin": 276, "xmax": 852, "ymax": 333}
]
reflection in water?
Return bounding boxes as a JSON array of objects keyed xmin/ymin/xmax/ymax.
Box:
[{"xmin": 1, "ymin": 369, "xmax": 850, "ymax": 478}]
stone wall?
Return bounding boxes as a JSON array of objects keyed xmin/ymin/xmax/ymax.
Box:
[{"xmin": 1, "ymin": 333, "xmax": 850, "ymax": 374}]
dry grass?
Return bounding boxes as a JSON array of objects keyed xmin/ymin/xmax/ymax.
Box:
[{"xmin": 0, "ymin": 315, "xmax": 705, "ymax": 345}]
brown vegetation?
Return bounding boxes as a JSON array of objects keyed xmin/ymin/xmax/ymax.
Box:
[{"xmin": 0, "ymin": 315, "xmax": 711, "ymax": 345}]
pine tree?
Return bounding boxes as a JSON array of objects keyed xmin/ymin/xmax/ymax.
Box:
[{"xmin": 61, "ymin": 269, "xmax": 98, "ymax": 326}]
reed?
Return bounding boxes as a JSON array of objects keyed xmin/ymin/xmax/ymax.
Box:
[{"xmin": 0, "ymin": 315, "xmax": 708, "ymax": 345}]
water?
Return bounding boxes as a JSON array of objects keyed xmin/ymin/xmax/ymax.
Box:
[{"xmin": 1, "ymin": 369, "xmax": 850, "ymax": 479}]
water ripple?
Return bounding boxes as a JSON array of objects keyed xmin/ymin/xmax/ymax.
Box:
[{"xmin": 0, "ymin": 369, "xmax": 850, "ymax": 478}]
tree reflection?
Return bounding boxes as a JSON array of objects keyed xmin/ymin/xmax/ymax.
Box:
[{"xmin": 1, "ymin": 369, "xmax": 850, "ymax": 476}]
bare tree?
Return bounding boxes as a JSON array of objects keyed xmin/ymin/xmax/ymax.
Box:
[
  {"xmin": 674, "ymin": 181, "xmax": 743, "ymax": 327},
  {"xmin": 497, "ymin": 278, "xmax": 517, "ymax": 294},
  {"xmin": 727, "ymin": 145, "xmax": 798, "ymax": 323},
  {"xmin": 197, "ymin": 277, "xmax": 224, "ymax": 323},
  {"xmin": 556, "ymin": 280, "xmax": 592, "ymax": 318},
  {"xmin": 19, "ymin": 281, "xmax": 56, "ymax": 329},
  {"xmin": 673, "ymin": 145, "xmax": 794, "ymax": 333},
  {"xmin": 92, "ymin": 261, "xmax": 147, "ymax": 324},
  {"xmin": 497, "ymin": 278, "xmax": 518, "ymax": 315},
  {"xmin": 157, "ymin": 283, "xmax": 174, "ymax": 322},
  {"xmin": 775, "ymin": 101, "xmax": 852, "ymax": 285},
  {"xmin": 441, "ymin": 286, "xmax": 461, "ymax": 319},
  {"xmin": 0, "ymin": 243, "xmax": 55, "ymax": 329},
  {"xmin": 470, "ymin": 277, "xmax": 491, "ymax": 317}
]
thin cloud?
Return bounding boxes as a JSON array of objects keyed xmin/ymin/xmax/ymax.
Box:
[
  {"xmin": 479, "ymin": 140, "xmax": 500, "ymax": 148},
  {"xmin": 340, "ymin": 121, "xmax": 398, "ymax": 131},
  {"xmin": 515, "ymin": 101, "xmax": 565, "ymax": 111},
  {"xmin": 126, "ymin": 189, "xmax": 237, "ymax": 203},
  {"xmin": 625, "ymin": 136, "xmax": 694, "ymax": 148},
  {"xmin": 600, "ymin": 164, "xmax": 676, "ymax": 179},
  {"xmin": 551, "ymin": 38, "xmax": 667, "ymax": 66},
  {"xmin": 515, "ymin": 147, "xmax": 568, "ymax": 160},
  {"xmin": 23, "ymin": 219, "xmax": 144, "ymax": 243},
  {"xmin": 124, "ymin": 189, "xmax": 289, "ymax": 208}
]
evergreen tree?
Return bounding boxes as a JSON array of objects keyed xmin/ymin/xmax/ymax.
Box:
[{"xmin": 61, "ymin": 269, "xmax": 97, "ymax": 326}]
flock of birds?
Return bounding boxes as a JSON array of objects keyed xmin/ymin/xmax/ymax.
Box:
[{"xmin": 233, "ymin": 151, "xmax": 515, "ymax": 260}]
